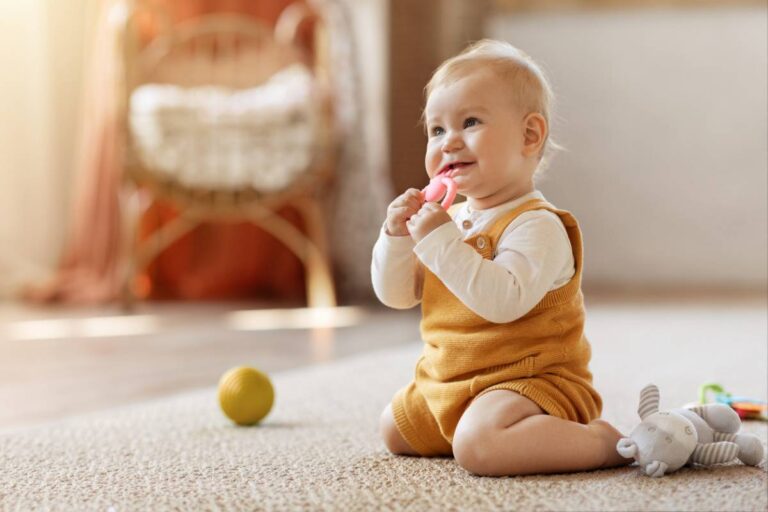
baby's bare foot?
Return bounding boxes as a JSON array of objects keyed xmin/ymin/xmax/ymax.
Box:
[{"xmin": 589, "ymin": 419, "xmax": 634, "ymax": 469}]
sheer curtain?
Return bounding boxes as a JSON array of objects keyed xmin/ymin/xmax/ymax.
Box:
[{"xmin": 0, "ymin": 0, "xmax": 98, "ymax": 298}]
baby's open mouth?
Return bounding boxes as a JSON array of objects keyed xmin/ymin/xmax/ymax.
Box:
[{"xmin": 439, "ymin": 161, "xmax": 474, "ymax": 177}]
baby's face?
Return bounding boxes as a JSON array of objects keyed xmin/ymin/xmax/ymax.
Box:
[{"xmin": 424, "ymin": 68, "xmax": 534, "ymax": 209}]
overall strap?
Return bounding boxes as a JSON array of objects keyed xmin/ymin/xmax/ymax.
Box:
[{"xmin": 484, "ymin": 199, "xmax": 553, "ymax": 246}]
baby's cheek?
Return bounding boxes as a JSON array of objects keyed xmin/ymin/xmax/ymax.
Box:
[{"xmin": 424, "ymin": 147, "xmax": 440, "ymax": 176}]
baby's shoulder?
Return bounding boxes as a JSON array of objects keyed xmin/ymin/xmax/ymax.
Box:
[
  {"xmin": 507, "ymin": 208, "xmax": 566, "ymax": 230},
  {"xmin": 499, "ymin": 208, "xmax": 570, "ymax": 243}
]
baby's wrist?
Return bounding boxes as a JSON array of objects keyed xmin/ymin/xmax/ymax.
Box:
[
  {"xmin": 385, "ymin": 228, "xmax": 403, "ymax": 237},
  {"xmin": 414, "ymin": 221, "xmax": 461, "ymax": 252},
  {"xmin": 385, "ymin": 225, "xmax": 409, "ymax": 237}
]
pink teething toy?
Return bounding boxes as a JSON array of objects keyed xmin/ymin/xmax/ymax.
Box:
[{"xmin": 422, "ymin": 175, "xmax": 457, "ymax": 210}]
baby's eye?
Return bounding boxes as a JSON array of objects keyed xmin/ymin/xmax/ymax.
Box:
[
  {"xmin": 430, "ymin": 126, "xmax": 445, "ymax": 137},
  {"xmin": 463, "ymin": 117, "xmax": 480, "ymax": 129}
]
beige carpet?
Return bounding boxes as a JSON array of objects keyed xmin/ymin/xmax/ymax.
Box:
[{"xmin": 1, "ymin": 301, "xmax": 767, "ymax": 511}]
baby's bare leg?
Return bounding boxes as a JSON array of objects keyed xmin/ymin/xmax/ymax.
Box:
[
  {"xmin": 452, "ymin": 390, "xmax": 631, "ymax": 476},
  {"xmin": 379, "ymin": 404, "xmax": 419, "ymax": 455}
]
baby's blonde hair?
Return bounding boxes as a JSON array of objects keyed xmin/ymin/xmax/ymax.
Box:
[{"xmin": 424, "ymin": 39, "xmax": 561, "ymax": 175}]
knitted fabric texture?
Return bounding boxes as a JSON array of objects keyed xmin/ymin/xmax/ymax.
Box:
[{"xmin": 393, "ymin": 199, "xmax": 602, "ymax": 456}]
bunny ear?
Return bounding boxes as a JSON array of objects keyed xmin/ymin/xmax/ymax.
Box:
[{"xmin": 639, "ymin": 384, "xmax": 660, "ymax": 419}]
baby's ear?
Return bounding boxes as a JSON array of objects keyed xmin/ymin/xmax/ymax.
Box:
[{"xmin": 522, "ymin": 112, "xmax": 547, "ymax": 157}]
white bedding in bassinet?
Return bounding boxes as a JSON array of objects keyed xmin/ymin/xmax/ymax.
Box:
[{"xmin": 129, "ymin": 64, "xmax": 323, "ymax": 192}]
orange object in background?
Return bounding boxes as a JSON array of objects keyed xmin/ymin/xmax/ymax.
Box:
[
  {"xmin": 730, "ymin": 402, "xmax": 768, "ymax": 421},
  {"xmin": 136, "ymin": 201, "xmax": 307, "ymax": 302}
]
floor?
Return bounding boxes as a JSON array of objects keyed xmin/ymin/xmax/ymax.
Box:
[
  {"xmin": 0, "ymin": 301, "xmax": 421, "ymax": 429},
  {"xmin": 2, "ymin": 292, "xmax": 765, "ymax": 512},
  {"xmin": 0, "ymin": 292, "xmax": 765, "ymax": 430}
]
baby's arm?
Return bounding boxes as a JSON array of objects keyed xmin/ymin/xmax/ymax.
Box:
[
  {"xmin": 371, "ymin": 226, "xmax": 423, "ymax": 309},
  {"xmin": 371, "ymin": 189, "xmax": 426, "ymax": 309},
  {"xmin": 414, "ymin": 211, "xmax": 573, "ymax": 323}
]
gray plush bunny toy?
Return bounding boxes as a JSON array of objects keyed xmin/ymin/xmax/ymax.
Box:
[{"xmin": 616, "ymin": 384, "xmax": 764, "ymax": 477}]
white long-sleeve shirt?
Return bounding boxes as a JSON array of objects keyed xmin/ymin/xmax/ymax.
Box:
[{"xmin": 371, "ymin": 190, "xmax": 575, "ymax": 324}]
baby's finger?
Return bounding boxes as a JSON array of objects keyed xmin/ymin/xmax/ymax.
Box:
[
  {"xmin": 389, "ymin": 196, "xmax": 409, "ymax": 210},
  {"xmin": 388, "ymin": 199, "xmax": 412, "ymax": 212},
  {"xmin": 417, "ymin": 202, "xmax": 437, "ymax": 215},
  {"xmin": 405, "ymin": 195, "xmax": 423, "ymax": 212},
  {"xmin": 404, "ymin": 189, "xmax": 424, "ymax": 207},
  {"xmin": 403, "ymin": 188, "xmax": 422, "ymax": 199},
  {"xmin": 388, "ymin": 205, "xmax": 412, "ymax": 220}
]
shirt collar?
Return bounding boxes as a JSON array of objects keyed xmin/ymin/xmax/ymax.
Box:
[{"xmin": 465, "ymin": 190, "xmax": 545, "ymax": 217}]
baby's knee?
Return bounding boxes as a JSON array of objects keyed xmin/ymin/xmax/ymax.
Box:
[{"xmin": 453, "ymin": 425, "xmax": 507, "ymax": 476}]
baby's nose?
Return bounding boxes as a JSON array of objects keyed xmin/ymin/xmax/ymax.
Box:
[{"xmin": 441, "ymin": 134, "xmax": 464, "ymax": 152}]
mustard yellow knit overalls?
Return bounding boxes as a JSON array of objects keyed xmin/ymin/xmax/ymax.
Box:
[{"xmin": 391, "ymin": 199, "xmax": 602, "ymax": 456}]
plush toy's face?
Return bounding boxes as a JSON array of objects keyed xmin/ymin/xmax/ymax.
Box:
[{"xmin": 629, "ymin": 412, "xmax": 698, "ymax": 473}]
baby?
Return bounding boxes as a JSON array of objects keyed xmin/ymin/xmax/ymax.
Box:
[{"xmin": 371, "ymin": 40, "xmax": 630, "ymax": 476}]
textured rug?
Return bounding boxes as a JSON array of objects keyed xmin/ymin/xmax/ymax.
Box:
[{"xmin": 1, "ymin": 303, "xmax": 767, "ymax": 511}]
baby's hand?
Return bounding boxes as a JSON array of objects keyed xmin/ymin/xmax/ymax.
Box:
[
  {"xmin": 406, "ymin": 202, "xmax": 452, "ymax": 243},
  {"xmin": 385, "ymin": 188, "xmax": 423, "ymax": 236}
]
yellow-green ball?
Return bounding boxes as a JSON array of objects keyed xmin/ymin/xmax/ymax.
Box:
[{"xmin": 218, "ymin": 366, "xmax": 274, "ymax": 426}]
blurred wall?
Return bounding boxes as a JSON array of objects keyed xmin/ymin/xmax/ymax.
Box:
[
  {"xmin": 346, "ymin": 0, "xmax": 389, "ymax": 203},
  {"xmin": 488, "ymin": 6, "xmax": 767, "ymax": 291},
  {"xmin": 388, "ymin": 0, "xmax": 488, "ymax": 195}
]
